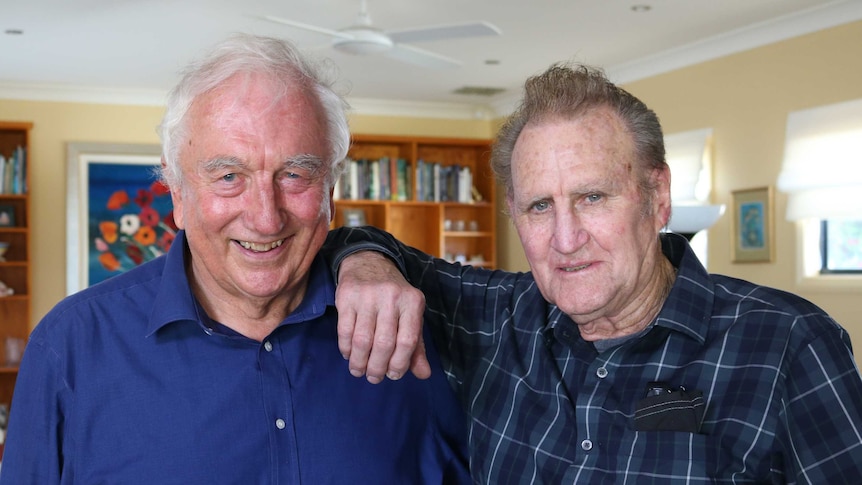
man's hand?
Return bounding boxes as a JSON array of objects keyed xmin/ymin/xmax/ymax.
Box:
[{"xmin": 335, "ymin": 251, "xmax": 430, "ymax": 384}]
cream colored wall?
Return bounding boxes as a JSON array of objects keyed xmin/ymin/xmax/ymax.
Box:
[
  {"xmin": 0, "ymin": 99, "xmax": 492, "ymax": 329},
  {"xmin": 624, "ymin": 20, "xmax": 862, "ymax": 349}
]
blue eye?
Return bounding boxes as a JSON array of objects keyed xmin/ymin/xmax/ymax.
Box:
[
  {"xmin": 587, "ymin": 193, "xmax": 602, "ymax": 203},
  {"xmin": 222, "ymin": 173, "xmax": 236, "ymax": 182},
  {"xmin": 532, "ymin": 200, "xmax": 550, "ymax": 212}
]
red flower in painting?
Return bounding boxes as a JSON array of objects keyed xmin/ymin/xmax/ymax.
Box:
[
  {"xmin": 139, "ymin": 206, "xmax": 160, "ymax": 228},
  {"xmin": 126, "ymin": 244, "xmax": 144, "ymax": 265},
  {"xmin": 135, "ymin": 188, "xmax": 153, "ymax": 208},
  {"xmin": 159, "ymin": 231, "xmax": 176, "ymax": 252},
  {"xmin": 150, "ymin": 180, "xmax": 170, "ymax": 197},
  {"xmin": 106, "ymin": 190, "xmax": 130, "ymax": 210}
]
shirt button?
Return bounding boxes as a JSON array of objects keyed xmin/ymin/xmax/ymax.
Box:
[
  {"xmin": 264, "ymin": 341, "xmax": 273, "ymax": 352},
  {"xmin": 596, "ymin": 367, "xmax": 608, "ymax": 378},
  {"xmin": 581, "ymin": 439, "xmax": 593, "ymax": 451},
  {"xmin": 275, "ymin": 419, "xmax": 286, "ymax": 430}
]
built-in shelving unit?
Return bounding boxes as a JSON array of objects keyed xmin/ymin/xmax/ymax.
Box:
[{"xmin": 333, "ymin": 134, "xmax": 496, "ymax": 268}]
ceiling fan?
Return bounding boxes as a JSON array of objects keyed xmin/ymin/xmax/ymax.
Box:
[{"xmin": 261, "ymin": 0, "xmax": 501, "ymax": 69}]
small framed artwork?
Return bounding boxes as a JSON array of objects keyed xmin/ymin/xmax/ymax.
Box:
[
  {"xmin": 0, "ymin": 205, "xmax": 15, "ymax": 227},
  {"xmin": 731, "ymin": 186, "xmax": 774, "ymax": 263}
]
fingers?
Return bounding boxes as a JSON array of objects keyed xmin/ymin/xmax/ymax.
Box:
[
  {"xmin": 339, "ymin": 299, "xmax": 428, "ymax": 384},
  {"xmin": 336, "ymin": 306, "xmax": 356, "ymax": 361},
  {"xmin": 359, "ymin": 310, "xmax": 396, "ymax": 384},
  {"xmin": 333, "ymin": 250, "xmax": 428, "ymax": 383},
  {"xmin": 409, "ymin": 335, "xmax": 431, "ymax": 380}
]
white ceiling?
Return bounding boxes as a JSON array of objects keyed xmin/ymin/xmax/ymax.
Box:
[{"xmin": 3, "ymin": 0, "xmax": 862, "ymax": 118}]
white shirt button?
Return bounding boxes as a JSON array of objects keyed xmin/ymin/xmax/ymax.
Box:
[
  {"xmin": 596, "ymin": 367, "xmax": 608, "ymax": 378},
  {"xmin": 275, "ymin": 418, "xmax": 286, "ymax": 430},
  {"xmin": 264, "ymin": 341, "xmax": 273, "ymax": 352},
  {"xmin": 581, "ymin": 439, "xmax": 593, "ymax": 451}
]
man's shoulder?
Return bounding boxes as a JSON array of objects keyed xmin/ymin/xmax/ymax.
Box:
[
  {"xmin": 708, "ymin": 273, "xmax": 844, "ymax": 345},
  {"xmin": 35, "ymin": 257, "xmax": 169, "ymax": 339},
  {"xmin": 711, "ymin": 274, "xmax": 830, "ymax": 317}
]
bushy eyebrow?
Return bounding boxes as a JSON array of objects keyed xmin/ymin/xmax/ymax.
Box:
[
  {"xmin": 201, "ymin": 156, "xmax": 244, "ymax": 173},
  {"xmin": 199, "ymin": 154, "xmax": 326, "ymax": 177},
  {"xmin": 285, "ymin": 153, "xmax": 326, "ymax": 178}
]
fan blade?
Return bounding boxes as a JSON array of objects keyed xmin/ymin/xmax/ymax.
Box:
[
  {"xmin": 387, "ymin": 21, "xmax": 501, "ymax": 44},
  {"xmin": 261, "ymin": 15, "xmax": 353, "ymax": 40},
  {"xmin": 385, "ymin": 43, "xmax": 462, "ymax": 69}
]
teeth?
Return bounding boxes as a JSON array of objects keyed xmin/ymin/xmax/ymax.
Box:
[
  {"xmin": 563, "ymin": 264, "xmax": 589, "ymax": 272},
  {"xmin": 238, "ymin": 239, "xmax": 284, "ymax": 252}
]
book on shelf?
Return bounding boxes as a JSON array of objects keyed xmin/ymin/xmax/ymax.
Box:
[
  {"xmin": 335, "ymin": 156, "xmax": 408, "ymax": 201},
  {"xmin": 415, "ymin": 160, "xmax": 473, "ymax": 203},
  {"xmin": 0, "ymin": 146, "xmax": 28, "ymax": 195}
]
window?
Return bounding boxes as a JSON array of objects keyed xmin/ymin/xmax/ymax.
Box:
[
  {"xmin": 778, "ymin": 98, "xmax": 862, "ymax": 284},
  {"xmin": 821, "ymin": 220, "xmax": 862, "ymax": 273}
]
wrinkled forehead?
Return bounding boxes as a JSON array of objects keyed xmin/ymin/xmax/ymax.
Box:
[{"xmin": 511, "ymin": 110, "xmax": 635, "ymax": 176}]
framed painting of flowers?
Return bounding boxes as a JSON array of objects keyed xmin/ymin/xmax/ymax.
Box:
[{"xmin": 66, "ymin": 142, "xmax": 176, "ymax": 294}]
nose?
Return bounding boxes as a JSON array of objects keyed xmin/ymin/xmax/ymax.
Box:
[
  {"xmin": 249, "ymin": 182, "xmax": 285, "ymax": 234},
  {"xmin": 550, "ymin": 206, "xmax": 587, "ymax": 254}
]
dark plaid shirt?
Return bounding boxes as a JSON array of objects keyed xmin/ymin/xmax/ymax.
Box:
[{"xmin": 327, "ymin": 227, "xmax": 862, "ymax": 484}]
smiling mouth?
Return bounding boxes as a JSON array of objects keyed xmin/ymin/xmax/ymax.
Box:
[
  {"xmin": 237, "ymin": 239, "xmax": 285, "ymax": 252},
  {"xmin": 562, "ymin": 263, "xmax": 590, "ymax": 272}
]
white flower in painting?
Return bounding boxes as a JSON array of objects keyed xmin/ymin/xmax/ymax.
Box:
[{"xmin": 119, "ymin": 214, "xmax": 141, "ymax": 236}]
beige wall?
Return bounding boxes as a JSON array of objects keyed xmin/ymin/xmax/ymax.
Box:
[
  {"xmin": 2, "ymin": 19, "xmax": 860, "ymax": 351},
  {"xmin": 627, "ymin": 20, "xmax": 862, "ymax": 348}
]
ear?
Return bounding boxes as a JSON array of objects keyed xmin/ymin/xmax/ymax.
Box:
[
  {"xmin": 163, "ymin": 157, "xmax": 185, "ymax": 229},
  {"xmin": 654, "ymin": 165, "xmax": 672, "ymax": 229},
  {"xmin": 505, "ymin": 193, "xmax": 516, "ymax": 219},
  {"xmin": 328, "ymin": 187, "xmax": 336, "ymax": 223}
]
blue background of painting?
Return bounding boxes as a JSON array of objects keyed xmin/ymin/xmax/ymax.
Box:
[
  {"xmin": 739, "ymin": 201, "xmax": 765, "ymax": 249},
  {"xmin": 87, "ymin": 163, "xmax": 174, "ymax": 286}
]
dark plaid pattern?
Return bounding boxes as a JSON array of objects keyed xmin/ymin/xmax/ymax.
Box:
[{"xmin": 328, "ymin": 228, "xmax": 862, "ymax": 484}]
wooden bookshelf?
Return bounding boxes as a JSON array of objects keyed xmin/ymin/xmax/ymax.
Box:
[
  {"xmin": 333, "ymin": 135, "xmax": 497, "ymax": 268},
  {"xmin": 0, "ymin": 121, "xmax": 32, "ymax": 447}
]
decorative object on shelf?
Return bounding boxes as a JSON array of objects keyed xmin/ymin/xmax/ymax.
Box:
[
  {"xmin": 0, "ymin": 206, "xmax": 14, "ymax": 227},
  {"xmin": 0, "ymin": 241, "xmax": 8, "ymax": 262},
  {"xmin": 731, "ymin": 186, "xmax": 774, "ymax": 263},
  {"xmin": 2, "ymin": 337, "xmax": 23, "ymax": 366},
  {"xmin": 342, "ymin": 208, "xmax": 367, "ymax": 227},
  {"xmin": 0, "ymin": 280, "xmax": 13, "ymax": 297},
  {"xmin": 66, "ymin": 142, "xmax": 173, "ymax": 293}
]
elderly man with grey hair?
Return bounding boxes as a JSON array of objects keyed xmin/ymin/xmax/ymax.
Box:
[{"xmin": 0, "ymin": 34, "xmax": 469, "ymax": 484}]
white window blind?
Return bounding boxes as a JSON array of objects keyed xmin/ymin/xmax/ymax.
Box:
[{"xmin": 777, "ymin": 98, "xmax": 862, "ymax": 221}]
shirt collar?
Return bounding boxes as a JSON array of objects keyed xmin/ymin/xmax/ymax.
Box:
[
  {"xmin": 146, "ymin": 230, "xmax": 335, "ymax": 336},
  {"xmin": 546, "ymin": 233, "xmax": 713, "ymax": 347},
  {"xmin": 654, "ymin": 233, "xmax": 715, "ymax": 344}
]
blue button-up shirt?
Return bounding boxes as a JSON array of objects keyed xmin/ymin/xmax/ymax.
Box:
[
  {"xmin": 1, "ymin": 230, "xmax": 469, "ymax": 484},
  {"xmin": 328, "ymin": 227, "xmax": 862, "ymax": 484}
]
